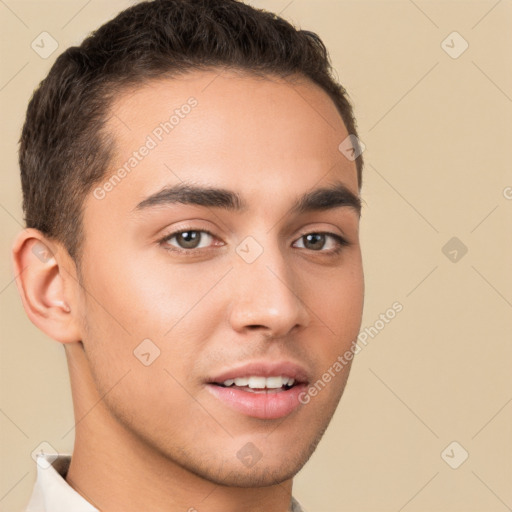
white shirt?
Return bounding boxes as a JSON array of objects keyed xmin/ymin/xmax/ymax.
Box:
[
  {"xmin": 25, "ymin": 454, "xmax": 98, "ymax": 512},
  {"xmin": 26, "ymin": 453, "xmax": 304, "ymax": 511}
]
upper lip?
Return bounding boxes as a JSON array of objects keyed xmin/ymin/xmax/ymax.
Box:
[{"xmin": 208, "ymin": 360, "xmax": 310, "ymax": 384}]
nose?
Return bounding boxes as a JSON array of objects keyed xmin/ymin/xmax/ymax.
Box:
[{"xmin": 228, "ymin": 243, "xmax": 310, "ymax": 338}]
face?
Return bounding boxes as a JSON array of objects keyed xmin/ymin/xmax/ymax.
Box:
[{"xmin": 76, "ymin": 69, "xmax": 364, "ymax": 486}]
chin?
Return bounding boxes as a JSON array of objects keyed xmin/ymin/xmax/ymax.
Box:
[
  {"xmin": 182, "ymin": 433, "xmax": 326, "ymax": 488},
  {"xmin": 192, "ymin": 457, "xmax": 307, "ymax": 488}
]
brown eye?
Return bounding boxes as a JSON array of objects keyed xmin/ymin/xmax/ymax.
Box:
[
  {"xmin": 302, "ymin": 233, "xmax": 326, "ymax": 250},
  {"xmin": 162, "ymin": 230, "xmax": 215, "ymax": 250},
  {"xmin": 175, "ymin": 231, "xmax": 201, "ymax": 249},
  {"xmin": 293, "ymin": 232, "xmax": 348, "ymax": 253}
]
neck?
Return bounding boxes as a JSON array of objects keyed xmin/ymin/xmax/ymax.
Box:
[{"xmin": 64, "ymin": 342, "xmax": 295, "ymax": 512}]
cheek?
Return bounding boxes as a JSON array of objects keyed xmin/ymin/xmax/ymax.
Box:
[
  {"xmin": 77, "ymin": 251, "xmax": 230, "ymax": 396},
  {"xmin": 304, "ymin": 260, "xmax": 364, "ymax": 343},
  {"xmin": 80, "ymin": 249, "xmax": 225, "ymax": 339}
]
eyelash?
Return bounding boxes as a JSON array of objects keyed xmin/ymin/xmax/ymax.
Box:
[{"xmin": 158, "ymin": 228, "xmax": 349, "ymax": 256}]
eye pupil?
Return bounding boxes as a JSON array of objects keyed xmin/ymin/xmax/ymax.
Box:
[
  {"xmin": 177, "ymin": 231, "xmax": 201, "ymax": 249},
  {"xmin": 304, "ymin": 233, "xmax": 325, "ymax": 250}
]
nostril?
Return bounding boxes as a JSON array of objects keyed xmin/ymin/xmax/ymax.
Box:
[{"xmin": 246, "ymin": 325, "xmax": 269, "ymax": 333}]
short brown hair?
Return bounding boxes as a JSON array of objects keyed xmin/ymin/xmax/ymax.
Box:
[{"xmin": 19, "ymin": 0, "xmax": 363, "ymax": 263}]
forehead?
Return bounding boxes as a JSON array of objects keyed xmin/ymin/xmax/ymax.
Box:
[
  {"xmin": 108, "ymin": 68, "xmax": 346, "ymax": 140},
  {"xmin": 93, "ymin": 69, "xmax": 357, "ymax": 217}
]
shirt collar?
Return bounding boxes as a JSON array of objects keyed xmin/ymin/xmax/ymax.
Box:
[
  {"xmin": 25, "ymin": 454, "xmax": 99, "ymax": 512},
  {"xmin": 290, "ymin": 496, "xmax": 305, "ymax": 512}
]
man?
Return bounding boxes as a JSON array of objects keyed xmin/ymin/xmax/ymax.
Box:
[{"xmin": 12, "ymin": 0, "xmax": 365, "ymax": 510}]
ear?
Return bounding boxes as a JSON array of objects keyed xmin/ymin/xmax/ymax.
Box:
[{"xmin": 12, "ymin": 228, "xmax": 82, "ymax": 344}]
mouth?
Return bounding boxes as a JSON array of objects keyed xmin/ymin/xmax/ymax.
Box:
[
  {"xmin": 205, "ymin": 362, "xmax": 310, "ymax": 420},
  {"xmin": 211, "ymin": 375, "xmax": 299, "ymax": 393}
]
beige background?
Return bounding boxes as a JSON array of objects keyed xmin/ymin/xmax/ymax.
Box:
[{"xmin": 1, "ymin": 0, "xmax": 511, "ymax": 511}]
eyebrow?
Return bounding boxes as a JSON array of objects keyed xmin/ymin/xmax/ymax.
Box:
[{"xmin": 134, "ymin": 182, "xmax": 361, "ymax": 216}]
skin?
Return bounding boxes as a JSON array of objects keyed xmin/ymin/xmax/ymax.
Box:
[{"xmin": 13, "ymin": 69, "xmax": 364, "ymax": 512}]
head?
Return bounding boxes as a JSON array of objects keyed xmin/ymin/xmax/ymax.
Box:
[{"xmin": 14, "ymin": 0, "xmax": 364, "ymax": 489}]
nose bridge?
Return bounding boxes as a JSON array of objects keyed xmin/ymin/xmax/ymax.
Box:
[{"xmin": 228, "ymin": 234, "xmax": 309, "ymax": 335}]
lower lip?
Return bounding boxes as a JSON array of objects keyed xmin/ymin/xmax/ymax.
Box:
[{"xmin": 206, "ymin": 384, "xmax": 307, "ymax": 420}]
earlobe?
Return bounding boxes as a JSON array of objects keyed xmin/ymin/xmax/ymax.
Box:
[{"xmin": 12, "ymin": 229, "xmax": 82, "ymax": 344}]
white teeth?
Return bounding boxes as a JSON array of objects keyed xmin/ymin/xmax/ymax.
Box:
[
  {"xmin": 222, "ymin": 376, "xmax": 294, "ymax": 389},
  {"xmin": 248, "ymin": 376, "xmax": 267, "ymax": 389},
  {"xmin": 265, "ymin": 376, "xmax": 283, "ymax": 389}
]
